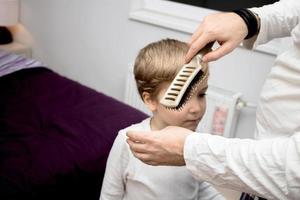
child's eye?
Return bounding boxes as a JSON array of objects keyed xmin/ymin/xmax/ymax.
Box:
[{"xmin": 197, "ymin": 93, "xmax": 206, "ymax": 98}]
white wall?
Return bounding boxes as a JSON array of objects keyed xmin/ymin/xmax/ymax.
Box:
[{"xmin": 17, "ymin": 0, "xmax": 276, "ymax": 138}]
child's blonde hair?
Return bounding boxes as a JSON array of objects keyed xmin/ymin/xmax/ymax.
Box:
[{"xmin": 134, "ymin": 38, "xmax": 208, "ymax": 100}]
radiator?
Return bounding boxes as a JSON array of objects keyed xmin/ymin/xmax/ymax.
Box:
[{"xmin": 124, "ymin": 64, "xmax": 251, "ymax": 138}]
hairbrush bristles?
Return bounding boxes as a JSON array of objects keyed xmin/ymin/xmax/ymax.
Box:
[
  {"xmin": 173, "ymin": 72, "xmax": 208, "ymax": 111},
  {"xmin": 160, "ymin": 42, "xmax": 213, "ymax": 110}
]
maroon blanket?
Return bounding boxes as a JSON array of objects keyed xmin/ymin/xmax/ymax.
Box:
[{"xmin": 0, "ymin": 67, "xmax": 147, "ymax": 199}]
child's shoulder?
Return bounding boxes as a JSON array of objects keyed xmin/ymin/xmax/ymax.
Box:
[{"xmin": 118, "ymin": 117, "xmax": 151, "ymax": 138}]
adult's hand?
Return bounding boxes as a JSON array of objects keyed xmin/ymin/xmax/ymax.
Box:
[
  {"xmin": 186, "ymin": 12, "xmax": 248, "ymax": 63},
  {"xmin": 126, "ymin": 126, "xmax": 193, "ymax": 166}
]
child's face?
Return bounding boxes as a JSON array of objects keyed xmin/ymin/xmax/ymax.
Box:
[{"xmin": 151, "ymin": 81, "xmax": 207, "ymax": 131}]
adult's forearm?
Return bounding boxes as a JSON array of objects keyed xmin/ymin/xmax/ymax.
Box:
[
  {"xmin": 247, "ymin": 0, "xmax": 300, "ymax": 48},
  {"xmin": 184, "ymin": 132, "xmax": 300, "ymax": 199}
]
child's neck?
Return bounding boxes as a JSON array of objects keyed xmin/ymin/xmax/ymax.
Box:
[{"xmin": 150, "ymin": 117, "xmax": 166, "ymax": 131}]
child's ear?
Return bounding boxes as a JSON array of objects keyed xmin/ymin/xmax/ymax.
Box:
[{"xmin": 142, "ymin": 92, "xmax": 158, "ymax": 112}]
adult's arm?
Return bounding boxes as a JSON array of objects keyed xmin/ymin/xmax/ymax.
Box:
[
  {"xmin": 245, "ymin": 0, "xmax": 300, "ymax": 49},
  {"xmin": 127, "ymin": 128, "xmax": 300, "ymax": 199},
  {"xmin": 186, "ymin": 0, "xmax": 300, "ymax": 63},
  {"xmin": 184, "ymin": 132, "xmax": 300, "ymax": 200}
]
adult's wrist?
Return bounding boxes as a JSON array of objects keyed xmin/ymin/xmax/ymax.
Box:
[
  {"xmin": 232, "ymin": 8, "xmax": 260, "ymax": 39},
  {"xmin": 183, "ymin": 132, "xmax": 198, "ymax": 165}
]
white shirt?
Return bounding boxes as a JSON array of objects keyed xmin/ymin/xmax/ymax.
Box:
[
  {"xmin": 184, "ymin": 0, "xmax": 300, "ymax": 199},
  {"xmin": 100, "ymin": 118, "xmax": 224, "ymax": 200}
]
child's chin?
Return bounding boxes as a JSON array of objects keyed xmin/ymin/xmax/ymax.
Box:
[{"xmin": 185, "ymin": 125, "xmax": 197, "ymax": 132}]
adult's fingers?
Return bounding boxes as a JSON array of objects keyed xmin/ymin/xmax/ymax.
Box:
[
  {"xmin": 202, "ymin": 42, "xmax": 235, "ymax": 62},
  {"xmin": 126, "ymin": 130, "xmax": 149, "ymax": 143},
  {"xmin": 134, "ymin": 152, "xmax": 160, "ymax": 166},
  {"xmin": 129, "ymin": 149, "xmax": 159, "ymax": 165},
  {"xmin": 185, "ymin": 34, "xmax": 212, "ymax": 63},
  {"xmin": 126, "ymin": 138, "xmax": 148, "ymax": 153},
  {"xmin": 188, "ymin": 24, "xmax": 204, "ymax": 45}
]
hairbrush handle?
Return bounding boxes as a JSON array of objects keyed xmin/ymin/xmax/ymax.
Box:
[{"xmin": 195, "ymin": 42, "xmax": 214, "ymax": 63}]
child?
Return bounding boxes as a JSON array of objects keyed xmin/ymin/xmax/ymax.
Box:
[{"xmin": 100, "ymin": 39, "xmax": 224, "ymax": 200}]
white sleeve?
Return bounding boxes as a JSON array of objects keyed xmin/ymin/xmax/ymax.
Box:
[
  {"xmin": 100, "ymin": 131, "xmax": 129, "ymax": 200},
  {"xmin": 197, "ymin": 181, "xmax": 225, "ymax": 200},
  {"xmin": 184, "ymin": 132, "xmax": 300, "ymax": 200},
  {"xmin": 243, "ymin": 0, "xmax": 300, "ymax": 48}
]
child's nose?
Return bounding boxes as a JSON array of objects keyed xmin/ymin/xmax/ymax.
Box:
[{"xmin": 188, "ymin": 99, "xmax": 203, "ymax": 113}]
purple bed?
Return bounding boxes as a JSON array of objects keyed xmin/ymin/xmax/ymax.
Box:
[{"xmin": 0, "ymin": 55, "xmax": 147, "ymax": 200}]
